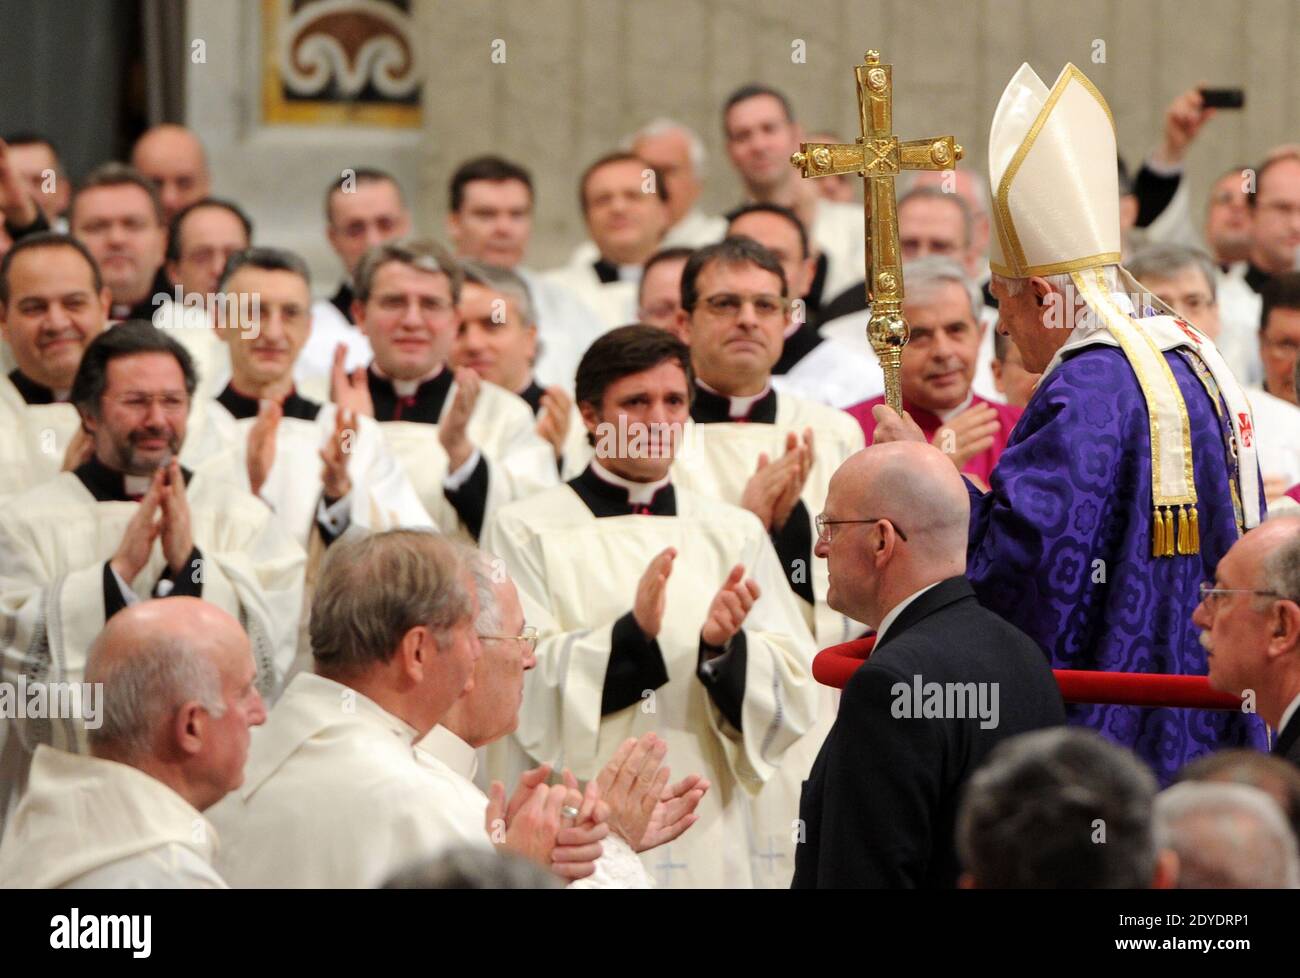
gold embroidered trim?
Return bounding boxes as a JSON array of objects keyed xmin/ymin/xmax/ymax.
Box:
[
  {"xmin": 989, "ymin": 252, "xmax": 1123, "ymax": 280},
  {"xmin": 1072, "ymin": 268, "xmax": 1199, "ymax": 557}
]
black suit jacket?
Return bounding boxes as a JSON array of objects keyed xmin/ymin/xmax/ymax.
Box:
[
  {"xmin": 791, "ymin": 576, "xmax": 1066, "ymax": 888},
  {"xmin": 1274, "ymin": 716, "xmax": 1300, "ymax": 768}
]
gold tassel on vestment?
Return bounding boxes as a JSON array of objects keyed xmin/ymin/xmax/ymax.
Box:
[{"xmin": 1183, "ymin": 505, "xmax": 1200, "ymax": 555}]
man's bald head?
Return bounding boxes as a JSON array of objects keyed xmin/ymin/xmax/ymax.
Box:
[
  {"xmin": 817, "ymin": 442, "xmax": 970, "ymax": 627},
  {"xmin": 131, "ymin": 125, "xmax": 212, "ymax": 223},
  {"xmin": 87, "ymin": 597, "xmax": 265, "ymax": 811}
]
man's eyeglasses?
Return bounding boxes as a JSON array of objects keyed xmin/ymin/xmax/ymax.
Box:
[
  {"xmin": 477, "ymin": 625, "xmax": 538, "ymax": 653},
  {"xmin": 700, "ymin": 292, "xmax": 789, "ymax": 321},
  {"xmin": 1198, "ymin": 582, "xmax": 1285, "ymax": 607},
  {"xmin": 815, "ymin": 514, "xmax": 908, "ymax": 543}
]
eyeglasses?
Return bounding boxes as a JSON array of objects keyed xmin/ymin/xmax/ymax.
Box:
[
  {"xmin": 815, "ymin": 514, "xmax": 908, "ymax": 543},
  {"xmin": 699, "ymin": 292, "xmax": 789, "ymax": 321},
  {"xmin": 477, "ymin": 625, "xmax": 538, "ymax": 653},
  {"xmin": 1198, "ymin": 582, "xmax": 1285, "ymax": 607}
]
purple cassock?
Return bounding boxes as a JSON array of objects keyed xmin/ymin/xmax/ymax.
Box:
[{"xmin": 966, "ymin": 343, "xmax": 1267, "ymax": 784}]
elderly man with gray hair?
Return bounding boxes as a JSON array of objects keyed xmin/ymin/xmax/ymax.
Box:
[
  {"xmin": 629, "ymin": 118, "xmax": 727, "ymax": 250},
  {"xmin": 956, "ymin": 728, "xmax": 1178, "ymax": 888},
  {"xmin": 417, "ymin": 549, "xmax": 708, "ymax": 887},
  {"xmin": 210, "ymin": 529, "xmax": 605, "ymax": 888},
  {"xmin": 1155, "ymin": 781, "xmax": 1299, "ymax": 888},
  {"xmin": 1193, "ymin": 515, "xmax": 1300, "ymax": 769},
  {"xmin": 847, "ymin": 257, "xmax": 1022, "ymax": 489},
  {"xmin": 792, "ymin": 442, "xmax": 1064, "ymax": 887},
  {"xmin": 0, "ymin": 598, "xmax": 264, "ymax": 888},
  {"xmin": 330, "ymin": 239, "xmax": 557, "ymax": 542},
  {"xmin": 449, "ymin": 259, "xmax": 580, "ymax": 467}
]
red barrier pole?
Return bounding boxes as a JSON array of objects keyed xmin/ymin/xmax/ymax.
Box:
[{"xmin": 813, "ymin": 639, "xmax": 1244, "ymax": 711}]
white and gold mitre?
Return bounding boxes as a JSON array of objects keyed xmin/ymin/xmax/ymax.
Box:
[{"xmin": 988, "ymin": 63, "xmax": 1120, "ymax": 279}]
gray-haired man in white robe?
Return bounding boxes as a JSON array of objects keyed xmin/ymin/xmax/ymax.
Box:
[{"xmin": 0, "ymin": 598, "xmax": 265, "ymax": 888}]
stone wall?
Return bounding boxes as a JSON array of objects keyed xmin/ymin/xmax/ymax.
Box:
[{"xmin": 188, "ymin": 0, "xmax": 1300, "ymax": 292}]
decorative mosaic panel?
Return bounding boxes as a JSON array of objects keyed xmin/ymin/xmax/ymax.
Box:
[{"xmin": 261, "ymin": 0, "xmax": 421, "ymax": 127}]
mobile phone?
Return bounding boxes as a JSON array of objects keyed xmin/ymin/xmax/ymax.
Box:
[{"xmin": 1199, "ymin": 88, "xmax": 1244, "ymax": 109}]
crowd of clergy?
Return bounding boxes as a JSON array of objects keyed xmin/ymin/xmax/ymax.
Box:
[{"xmin": 1, "ymin": 74, "xmax": 1300, "ymax": 890}]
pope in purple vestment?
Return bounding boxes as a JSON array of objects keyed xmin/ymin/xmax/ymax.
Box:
[{"xmin": 965, "ymin": 341, "xmax": 1267, "ymax": 783}]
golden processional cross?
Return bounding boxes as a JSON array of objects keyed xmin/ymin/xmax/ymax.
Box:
[{"xmin": 790, "ymin": 50, "xmax": 963, "ymax": 414}]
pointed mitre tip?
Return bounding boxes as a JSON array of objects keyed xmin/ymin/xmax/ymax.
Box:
[{"xmin": 1006, "ymin": 62, "xmax": 1045, "ymax": 89}]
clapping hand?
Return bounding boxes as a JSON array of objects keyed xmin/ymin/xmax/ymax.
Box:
[
  {"xmin": 536, "ymin": 386, "xmax": 572, "ymax": 459},
  {"xmin": 701, "ymin": 564, "xmax": 759, "ymax": 649},
  {"xmin": 246, "ymin": 399, "xmax": 282, "ymax": 497},
  {"xmin": 439, "ymin": 368, "xmax": 481, "ymax": 471},
  {"xmin": 330, "ymin": 343, "xmax": 374, "ymax": 419},
  {"xmin": 595, "ymin": 733, "xmax": 708, "ymax": 852},
  {"xmin": 319, "ymin": 408, "xmax": 356, "ymax": 502}
]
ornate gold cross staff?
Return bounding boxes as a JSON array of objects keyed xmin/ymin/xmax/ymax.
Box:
[{"xmin": 791, "ymin": 51, "xmax": 963, "ymax": 414}]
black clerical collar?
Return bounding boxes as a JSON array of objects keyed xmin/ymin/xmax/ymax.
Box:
[
  {"xmin": 217, "ymin": 382, "xmax": 321, "ymax": 421},
  {"xmin": 330, "ymin": 281, "xmax": 356, "ymax": 323},
  {"xmin": 518, "ymin": 378, "xmax": 545, "ymax": 416},
  {"xmin": 772, "ymin": 319, "xmax": 824, "ymax": 375},
  {"xmin": 111, "ymin": 268, "xmax": 171, "ymax": 322},
  {"xmin": 593, "ymin": 259, "xmax": 642, "ymax": 285},
  {"xmin": 74, "ymin": 455, "xmax": 192, "ymax": 503},
  {"xmin": 690, "ymin": 380, "xmax": 778, "ymax": 424},
  {"xmin": 367, "ymin": 366, "xmax": 454, "ymax": 423},
  {"xmin": 568, "ymin": 464, "xmax": 676, "ymax": 518},
  {"xmin": 8, "ymin": 369, "xmax": 65, "ymax": 405},
  {"xmin": 593, "ymin": 259, "xmax": 620, "ymax": 284},
  {"xmin": 1244, "ymin": 262, "xmax": 1273, "ymax": 295}
]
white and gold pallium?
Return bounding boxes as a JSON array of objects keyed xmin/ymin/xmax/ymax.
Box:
[{"xmin": 989, "ymin": 63, "xmax": 1262, "ymax": 551}]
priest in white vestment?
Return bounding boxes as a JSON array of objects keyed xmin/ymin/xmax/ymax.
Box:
[
  {"xmin": 481, "ymin": 325, "xmax": 821, "ymax": 888},
  {"xmin": 443, "ymin": 155, "xmax": 610, "ymax": 392},
  {"xmin": 330, "ymin": 239, "xmax": 557, "ymax": 541},
  {"xmin": 211, "ymin": 530, "xmax": 608, "ymax": 888},
  {"xmin": 149, "ymin": 198, "xmax": 253, "ymax": 401},
  {"xmin": 416, "ymin": 551, "xmax": 708, "ymax": 888},
  {"xmin": 300, "ymin": 170, "xmax": 412, "ymax": 381},
  {"xmin": 670, "ymin": 238, "xmax": 866, "ymax": 649},
  {"xmin": 0, "ymin": 232, "xmax": 109, "ymax": 499},
  {"xmin": 541, "ymin": 153, "xmax": 670, "ymax": 331},
  {"xmin": 721, "ymin": 84, "xmax": 866, "ymax": 305},
  {"xmin": 448, "ymin": 260, "xmax": 581, "ymax": 474},
  {"xmin": 179, "ymin": 247, "xmax": 432, "ymax": 549},
  {"xmin": 0, "ymin": 323, "xmax": 304, "ymax": 827},
  {"xmin": 0, "ymin": 599, "xmax": 263, "ymax": 888}
]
